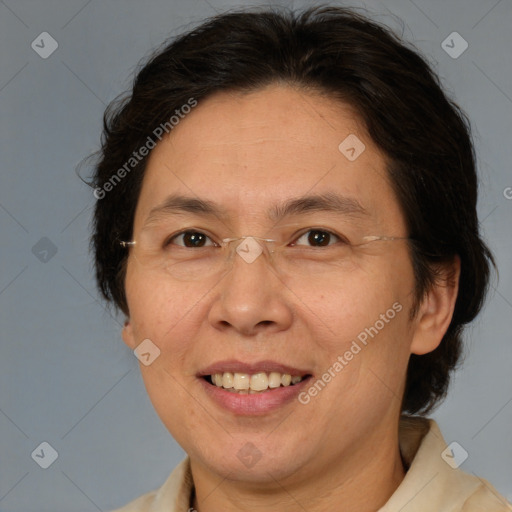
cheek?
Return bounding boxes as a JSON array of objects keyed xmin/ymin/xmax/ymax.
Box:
[
  {"xmin": 308, "ymin": 255, "xmax": 414, "ymax": 341},
  {"xmin": 301, "ymin": 252, "xmax": 415, "ymax": 400},
  {"xmin": 125, "ymin": 270, "xmax": 203, "ymax": 434},
  {"xmin": 125, "ymin": 262, "xmax": 205, "ymax": 341}
]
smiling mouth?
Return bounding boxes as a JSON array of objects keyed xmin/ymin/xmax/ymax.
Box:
[{"xmin": 204, "ymin": 371, "xmax": 311, "ymax": 394}]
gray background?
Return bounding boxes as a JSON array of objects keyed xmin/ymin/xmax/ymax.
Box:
[{"xmin": 0, "ymin": 0, "xmax": 511, "ymax": 510}]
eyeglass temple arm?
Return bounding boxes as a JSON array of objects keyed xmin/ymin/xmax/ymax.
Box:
[
  {"xmin": 119, "ymin": 235, "xmax": 410, "ymax": 248},
  {"xmin": 119, "ymin": 241, "xmax": 136, "ymax": 248}
]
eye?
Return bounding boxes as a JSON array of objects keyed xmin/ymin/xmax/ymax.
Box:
[
  {"xmin": 165, "ymin": 230, "xmax": 216, "ymax": 248},
  {"xmin": 293, "ymin": 229, "xmax": 343, "ymax": 247}
]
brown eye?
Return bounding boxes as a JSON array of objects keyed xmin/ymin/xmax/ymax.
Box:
[
  {"xmin": 308, "ymin": 230, "xmax": 330, "ymax": 246},
  {"xmin": 167, "ymin": 231, "xmax": 215, "ymax": 248},
  {"xmin": 294, "ymin": 229, "xmax": 341, "ymax": 247}
]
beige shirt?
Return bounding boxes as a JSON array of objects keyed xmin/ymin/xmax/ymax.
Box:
[{"xmin": 112, "ymin": 416, "xmax": 511, "ymax": 511}]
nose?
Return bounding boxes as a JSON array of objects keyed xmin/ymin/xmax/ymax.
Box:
[{"xmin": 207, "ymin": 244, "xmax": 294, "ymax": 337}]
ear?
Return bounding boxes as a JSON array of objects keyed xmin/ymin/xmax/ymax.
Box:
[
  {"xmin": 410, "ymin": 255, "xmax": 461, "ymax": 355},
  {"xmin": 122, "ymin": 319, "xmax": 137, "ymax": 350}
]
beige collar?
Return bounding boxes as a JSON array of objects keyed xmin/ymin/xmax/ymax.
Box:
[{"xmin": 124, "ymin": 416, "xmax": 511, "ymax": 512}]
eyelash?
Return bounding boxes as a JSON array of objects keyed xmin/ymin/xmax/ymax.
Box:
[{"xmin": 164, "ymin": 228, "xmax": 347, "ymax": 248}]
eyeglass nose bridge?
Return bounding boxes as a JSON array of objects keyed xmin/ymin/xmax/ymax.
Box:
[{"xmin": 221, "ymin": 236, "xmax": 278, "ymax": 265}]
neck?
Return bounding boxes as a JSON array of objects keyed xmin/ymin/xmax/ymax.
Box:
[{"xmin": 190, "ymin": 420, "xmax": 406, "ymax": 512}]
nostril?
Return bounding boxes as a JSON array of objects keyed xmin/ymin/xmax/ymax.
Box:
[{"xmin": 257, "ymin": 320, "xmax": 273, "ymax": 327}]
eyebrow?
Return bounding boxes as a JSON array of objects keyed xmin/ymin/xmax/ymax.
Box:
[
  {"xmin": 269, "ymin": 192, "xmax": 368, "ymax": 221},
  {"xmin": 144, "ymin": 192, "xmax": 368, "ymax": 226}
]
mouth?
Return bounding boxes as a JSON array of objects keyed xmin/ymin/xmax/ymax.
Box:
[
  {"xmin": 204, "ymin": 371, "xmax": 309, "ymax": 394},
  {"xmin": 197, "ymin": 360, "xmax": 313, "ymax": 414}
]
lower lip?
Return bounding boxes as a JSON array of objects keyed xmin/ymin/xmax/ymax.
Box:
[{"xmin": 199, "ymin": 377, "xmax": 312, "ymax": 415}]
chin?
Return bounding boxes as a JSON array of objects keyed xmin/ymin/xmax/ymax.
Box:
[{"xmin": 187, "ymin": 433, "xmax": 312, "ymax": 484}]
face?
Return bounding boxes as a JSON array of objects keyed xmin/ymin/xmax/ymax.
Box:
[{"xmin": 122, "ymin": 85, "xmax": 438, "ymax": 486}]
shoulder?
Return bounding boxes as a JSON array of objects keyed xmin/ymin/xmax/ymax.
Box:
[
  {"xmin": 110, "ymin": 490, "xmax": 157, "ymax": 512},
  {"xmin": 109, "ymin": 457, "xmax": 193, "ymax": 512},
  {"xmin": 460, "ymin": 478, "xmax": 512, "ymax": 511},
  {"xmin": 381, "ymin": 416, "xmax": 511, "ymax": 511}
]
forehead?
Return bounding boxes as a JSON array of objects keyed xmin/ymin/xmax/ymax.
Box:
[{"xmin": 134, "ymin": 85, "xmax": 405, "ymax": 232}]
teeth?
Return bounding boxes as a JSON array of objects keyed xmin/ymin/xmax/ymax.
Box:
[
  {"xmin": 281, "ymin": 374, "xmax": 291, "ymax": 386},
  {"xmin": 209, "ymin": 371, "xmax": 305, "ymax": 392},
  {"xmin": 250, "ymin": 372, "xmax": 268, "ymax": 391},
  {"xmin": 222, "ymin": 372, "xmax": 234, "ymax": 389},
  {"xmin": 268, "ymin": 372, "xmax": 282, "ymax": 388},
  {"xmin": 233, "ymin": 373, "xmax": 250, "ymax": 390}
]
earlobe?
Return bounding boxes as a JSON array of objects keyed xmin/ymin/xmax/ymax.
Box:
[
  {"xmin": 410, "ymin": 256, "xmax": 461, "ymax": 355},
  {"xmin": 122, "ymin": 320, "xmax": 136, "ymax": 349}
]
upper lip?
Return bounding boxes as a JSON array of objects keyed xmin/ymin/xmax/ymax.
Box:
[{"xmin": 197, "ymin": 359, "xmax": 312, "ymax": 377}]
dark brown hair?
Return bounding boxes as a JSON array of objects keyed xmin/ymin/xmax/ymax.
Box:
[{"xmin": 91, "ymin": 5, "xmax": 494, "ymax": 414}]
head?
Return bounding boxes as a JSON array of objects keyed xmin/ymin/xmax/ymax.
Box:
[{"xmin": 91, "ymin": 5, "xmax": 493, "ymax": 484}]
